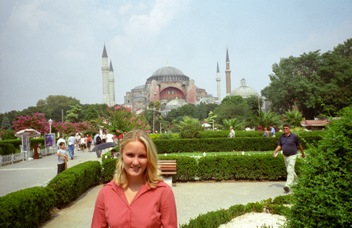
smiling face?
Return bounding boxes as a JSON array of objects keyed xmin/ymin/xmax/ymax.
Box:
[{"xmin": 122, "ymin": 140, "xmax": 148, "ymax": 182}]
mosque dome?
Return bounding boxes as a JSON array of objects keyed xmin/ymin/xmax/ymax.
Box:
[
  {"xmin": 164, "ymin": 98, "xmax": 187, "ymax": 111},
  {"xmin": 146, "ymin": 66, "xmax": 190, "ymax": 83},
  {"xmin": 231, "ymin": 78, "xmax": 259, "ymax": 98}
]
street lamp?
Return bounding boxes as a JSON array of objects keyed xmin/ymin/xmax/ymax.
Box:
[{"xmin": 49, "ymin": 119, "xmax": 53, "ymax": 134}]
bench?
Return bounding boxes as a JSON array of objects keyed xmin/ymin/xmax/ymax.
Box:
[{"xmin": 159, "ymin": 160, "xmax": 177, "ymax": 186}]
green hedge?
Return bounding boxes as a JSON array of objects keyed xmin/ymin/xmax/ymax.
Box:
[
  {"xmin": 199, "ymin": 130, "xmax": 262, "ymax": 138},
  {"xmin": 0, "ymin": 142, "xmax": 16, "ymax": 155},
  {"xmin": 100, "ymin": 154, "xmax": 304, "ymax": 183},
  {"xmin": 180, "ymin": 195, "xmax": 292, "ymax": 227},
  {"xmin": 46, "ymin": 161, "xmax": 101, "ymax": 208},
  {"xmin": 154, "ymin": 136, "xmax": 321, "ymax": 153},
  {"xmin": 101, "ymin": 158, "xmax": 118, "ymax": 183},
  {"xmin": 0, "ymin": 187, "xmax": 56, "ymax": 227}
]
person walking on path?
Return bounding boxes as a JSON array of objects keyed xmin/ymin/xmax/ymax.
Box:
[
  {"xmin": 56, "ymin": 142, "xmax": 69, "ymax": 174},
  {"xmin": 270, "ymin": 125, "xmax": 276, "ymax": 137},
  {"xmin": 93, "ymin": 133, "xmax": 102, "ymax": 158},
  {"xmin": 228, "ymin": 126, "xmax": 235, "ymax": 138},
  {"xmin": 67, "ymin": 133, "xmax": 76, "ymax": 160},
  {"xmin": 56, "ymin": 134, "xmax": 66, "ymax": 147},
  {"xmin": 91, "ymin": 130, "xmax": 178, "ymax": 227},
  {"xmin": 273, "ymin": 123, "xmax": 305, "ymax": 193}
]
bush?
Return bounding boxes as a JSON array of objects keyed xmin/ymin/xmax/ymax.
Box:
[
  {"xmin": 0, "ymin": 187, "xmax": 55, "ymax": 227},
  {"xmin": 0, "ymin": 142, "xmax": 16, "ymax": 155},
  {"xmin": 180, "ymin": 195, "xmax": 291, "ymax": 227},
  {"xmin": 197, "ymin": 154, "xmax": 288, "ymax": 181},
  {"xmin": 288, "ymin": 106, "xmax": 352, "ymax": 227},
  {"xmin": 199, "ymin": 130, "xmax": 262, "ymax": 138},
  {"xmin": 46, "ymin": 161, "xmax": 101, "ymax": 208},
  {"xmin": 153, "ymin": 135, "xmax": 320, "ymax": 153},
  {"xmin": 101, "ymin": 158, "xmax": 117, "ymax": 183},
  {"xmin": 158, "ymin": 155, "xmax": 198, "ymax": 181}
]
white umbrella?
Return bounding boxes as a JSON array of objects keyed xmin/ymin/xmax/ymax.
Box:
[
  {"xmin": 15, "ymin": 129, "xmax": 41, "ymax": 138},
  {"xmin": 202, "ymin": 123, "xmax": 211, "ymax": 128}
]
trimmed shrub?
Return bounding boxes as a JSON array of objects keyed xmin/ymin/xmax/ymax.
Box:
[
  {"xmin": 180, "ymin": 195, "xmax": 291, "ymax": 228},
  {"xmin": 153, "ymin": 136, "xmax": 320, "ymax": 153},
  {"xmin": 197, "ymin": 154, "xmax": 290, "ymax": 181},
  {"xmin": 158, "ymin": 155, "xmax": 198, "ymax": 181},
  {"xmin": 0, "ymin": 142, "xmax": 16, "ymax": 155},
  {"xmin": 101, "ymin": 158, "xmax": 118, "ymax": 183},
  {"xmin": 288, "ymin": 107, "xmax": 352, "ymax": 227},
  {"xmin": 46, "ymin": 161, "xmax": 101, "ymax": 208},
  {"xmin": 0, "ymin": 187, "xmax": 55, "ymax": 227}
]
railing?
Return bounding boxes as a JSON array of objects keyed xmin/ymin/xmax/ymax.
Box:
[{"xmin": 0, "ymin": 146, "xmax": 57, "ymax": 166}]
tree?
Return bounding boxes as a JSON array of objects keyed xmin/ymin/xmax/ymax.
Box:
[
  {"xmin": 262, "ymin": 38, "xmax": 352, "ymax": 119},
  {"xmin": 282, "ymin": 109, "xmax": 303, "ymax": 127},
  {"xmin": 213, "ymin": 96, "xmax": 251, "ymax": 124},
  {"xmin": 174, "ymin": 116, "xmax": 203, "ymax": 138},
  {"xmin": 288, "ymin": 106, "xmax": 352, "ymax": 226},
  {"xmin": 104, "ymin": 106, "xmax": 149, "ymax": 134},
  {"xmin": 1, "ymin": 116, "xmax": 11, "ymax": 129},
  {"xmin": 222, "ymin": 118, "xmax": 245, "ymax": 130},
  {"xmin": 12, "ymin": 113, "xmax": 49, "ymax": 134},
  {"xmin": 318, "ymin": 39, "xmax": 352, "ymax": 116},
  {"xmin": 36, "ymin": 95, "xmax": 81, "ymax": 122},
  {"xmin": 66, "ymin": 105, "xmax": 82, "ymax": 122},
  {"xmin": 245, "ymin": 96, "xmax": 262, "ymax": 116},
  {"xmin": 262, "ymin": 51, "xmax": 324, "ymax": 119},
  {"xmin": 249, "ymin": 111, "xmax": 282, "ymax": 129},
  {"xmin": 81, "ymin": 104, "xmax": 111, "ymax": 122}
]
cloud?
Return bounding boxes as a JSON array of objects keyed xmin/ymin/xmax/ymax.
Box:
[{"xmin": 7, "ymin": 0, "xmax": 49, "ymax": 32}]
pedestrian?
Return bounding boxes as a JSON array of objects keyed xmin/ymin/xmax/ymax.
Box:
[
  {"xmin": 56, "ymin": 142, "xmax": 68, "ymax": 174},
  {"xmin": 67, "ymin": 133, "xmax": 76, "ymax": 160},
  {"xmin": 263, "ymin": 127, "xmax": 270, "ymax": 137},
  {"xmin": 110, "ymin": 148, "xmax": 117, "ymax": 158},
  {"xmin": 273, "ymin": 123, "xmax": 305, "ymax": 193},
  {"xmin": 86, "ymin": 134, "xmax": 92, "ymax": 152},
  {"xmin": 93, "ymin": 133, "xmax": 102, "ymax": 158},
  {"xmin": 91, "ymin": 130, "xmax": 178, "ymax": 227},
  {"xmin": 56, "ymin": 134, "xmax": 66, "ymax": 147},
  {"xmin": 80, "ymin": 133, "xmax": 86, "ymax": 151},
  {"xmin": 270, "ymin": 125, "xmax": 276, "ymax": 137},
  {"xmin": 75, "ymin": 133, "xmax": 81, "ymax": 151},
  {"xmin": 228, "ymin": 126, "xmax": 235, "ymax": 138}
]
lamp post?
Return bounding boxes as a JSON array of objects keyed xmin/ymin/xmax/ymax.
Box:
[{"xmin": 49, "ymin": 119, "xmax": 53, "ymax": 134}]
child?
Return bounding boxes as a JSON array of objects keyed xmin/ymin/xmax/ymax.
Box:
[
  {"xmin": 110, "ymin": 148, "xmax": 117, "ymax": 158},
  {"xmin": 57, "ymin": 142, "xmax": 69, "ymax": 174}
]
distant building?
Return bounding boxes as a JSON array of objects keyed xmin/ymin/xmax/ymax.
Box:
[
  {"xmin": 231, "ymin": 78, "xmax": 259, "ymax": 98},
  {"xmin": 101, "ymin": 45, "xmax": 115, "ymax": 107},
  {"xmin": 301, "ymin": 119, "xmax": 329, "ymax": 130},
  {"xmin": 101, "ymin": 46, "xmax": 260, "ymax": 112},
  {"xmin": 123, "ymin": 65, "xmax": 216, "ymax": 113}
]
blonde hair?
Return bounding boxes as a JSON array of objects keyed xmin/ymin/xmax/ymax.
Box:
[{"xmin": 113, "ymin": 130, "xmax": 163, "ymax": 189}]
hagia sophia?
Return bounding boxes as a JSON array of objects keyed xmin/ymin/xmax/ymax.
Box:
[{"xmin": 101, "ymin": 46, "xmax": 259, "ymax": 113}]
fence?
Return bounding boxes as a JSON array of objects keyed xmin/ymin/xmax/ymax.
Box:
[{"xmin": 0, "ymin": 146, "xmax": 57, "ymax": 166}]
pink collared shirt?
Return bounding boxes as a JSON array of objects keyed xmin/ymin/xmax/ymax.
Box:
[{"xmin": 91, "ymin": 180, "xmax": 178, "ymax": 228}]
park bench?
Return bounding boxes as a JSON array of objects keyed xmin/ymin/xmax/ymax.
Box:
[{"xmin": 158, "ymin": 160, "xmax": 177, "ymax": 186}]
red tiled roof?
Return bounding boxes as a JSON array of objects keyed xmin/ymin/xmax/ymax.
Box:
[{"xmin": 301, "ymin": 119, "xmax": 329, "ymax": 127}]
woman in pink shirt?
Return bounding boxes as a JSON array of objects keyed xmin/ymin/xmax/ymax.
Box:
[{"xmin": 91, "ymin": 130, "xmax": 178, "ymax": 228}]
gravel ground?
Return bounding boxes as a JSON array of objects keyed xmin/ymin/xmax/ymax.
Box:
[{"xmin": 218, "ymin": 212, "xmax": 286, "ymax": 228}]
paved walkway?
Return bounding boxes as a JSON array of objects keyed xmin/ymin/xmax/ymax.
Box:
[{"xmin": 1, "ymin": 149, "xmax": 287, "ymax": 227}]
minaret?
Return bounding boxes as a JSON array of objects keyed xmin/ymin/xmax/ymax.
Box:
[
  {"xmin": 102, "ymin": 45, "xmax": 109, "ymax": 105},
  {"xmin": 216, "ymin": 62, "xmax": 221, "ymax": 101},
  {"xmin": 108, "ymin": 61, "xmax": 115, "ymax": 106},
  {"xmin": 225, "ymin": 48, "xmax": 231, "ymax": 96}
]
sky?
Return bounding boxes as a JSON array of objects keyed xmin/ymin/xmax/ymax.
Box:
[{"xmin": 1, "ymin": 0, "xmax": 352, "ymax": 114}]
